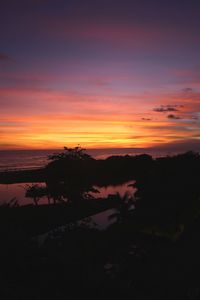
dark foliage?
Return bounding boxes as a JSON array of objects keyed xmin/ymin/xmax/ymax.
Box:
[{"xmin": 1, "ymin": 149, "xmax": 200, "ymax": 299}]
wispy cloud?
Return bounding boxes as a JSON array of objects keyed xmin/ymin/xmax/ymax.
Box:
[
  {"xmin": 153, "ymin": 105, "xmax": 180, "ymax": 113},
  {"xmin": 167, "ymin": 114, "xmax": 181, "ymax": 120},
  {"xmin": 141, "ymin": 118, "xmax": 152, "ymax": 121},
  {"xmin": 152, "ymin": 138, "xmax": 200, "ymax": 152},
  {"xmin": 182, "ymin": 87, "xmax": 193, "ymax": 93},
  {"xmin": 0, "ymin": 53, "xmax": 12, "ymax": 61}
]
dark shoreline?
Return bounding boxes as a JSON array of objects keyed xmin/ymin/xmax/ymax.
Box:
[
  {"xmin": 1, "ymin": 151, "xmax": 200, "ymax": 299},
  {"xmin": 0, "ymin": 198, "xmax": 119, "ymax": 237},
  {"xmin": 0, "ymin": 168, "xmax": 46, "ymax": 184}
]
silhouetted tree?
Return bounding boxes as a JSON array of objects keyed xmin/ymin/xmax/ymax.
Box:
[
  {"xmin": 108, "ymin": 192, "xmax": 135, "ymax": 224},
  {"xmin": 48, "ymin": 146, "xmax": 93, "ymax": 161},
  {"xmin": 24, "ymin": 184, "xmax": 47, "ymax": 205}
]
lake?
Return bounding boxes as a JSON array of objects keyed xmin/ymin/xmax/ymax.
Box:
[{"xmin": 0, "ymin": 180, "xmax": 136, "ymax": 206}]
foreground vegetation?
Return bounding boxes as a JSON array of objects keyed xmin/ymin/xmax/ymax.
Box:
[{"xmin": 0, "ymin": 147, "xmax": 200, "ymax": 299}]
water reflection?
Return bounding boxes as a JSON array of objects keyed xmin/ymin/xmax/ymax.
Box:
[
  {"xmin": 0, "ymin": 182, "xmax": 47, "ymax": 206},
  {"xmin": 0, "ymin": 180, "xmax": 136, "ymax": 206},
  {"xmin": 36, "ymin": 208, "xmax": 120, "ymax": 247},
  {"xmin": 93, "ymin": 181, "xmax": 136, "ymax": 199}
]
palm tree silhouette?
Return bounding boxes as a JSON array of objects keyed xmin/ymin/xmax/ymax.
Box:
[{"xmin": 108, "ymin": 192, "xmax": 135, "ymax": 224}]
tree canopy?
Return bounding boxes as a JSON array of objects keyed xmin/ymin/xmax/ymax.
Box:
[{"xmin": 48, "ymin": 146, "xmax": 93, "ymax": 161}]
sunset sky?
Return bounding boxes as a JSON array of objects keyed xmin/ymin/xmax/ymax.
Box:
[{"xmin": 0, "ymin": 0, "xmax": 200, "ymax": 150}]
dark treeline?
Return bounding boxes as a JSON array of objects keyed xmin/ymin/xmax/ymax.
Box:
[
  {"xmin": 1, "ymin": 148, "xmax": 200, "ymax": 299},
  {"xmin": 1, "ymin": 148, "xmax": 200, "ymax": 233},
  {"xmin": 1, "ymin": 148, "xmax": 200, "ymax": 231},
  {"xmin": 134, "ymin": 151, "xmax": 200, "ymax": 235},
  {"xmin": 46, "ymin": 148, "xmax": 154, "ymax": 186},
  {"xmin": 0, "ymin": 146, "xmax": 154, "ymax": 185}
]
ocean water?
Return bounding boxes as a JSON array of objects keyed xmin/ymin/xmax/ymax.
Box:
[{"xmin": 0, "ymin": 148, "xmax": 169, "ymax": 171}]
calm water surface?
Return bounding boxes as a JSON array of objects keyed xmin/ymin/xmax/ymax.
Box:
[
  {"xmin": 0, "ymin": 180, "xmax": 136, "ymax": 206},
  {"xmin": 0, "ymin": 148, "xmax": 170, "ymax": 171}
]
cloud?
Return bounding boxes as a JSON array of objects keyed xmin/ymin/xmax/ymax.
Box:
[
  {"xmin": 173, "ymin": 67, "xmax": 200, "ymax": 85},
  {"xmin": 153, "ymin": 105, "xmax": 180, "ymax": 113},
  {"xmin": 182, "ymin": 87, "xmax": 193, "ymax": 93},
  {"xmin": 0, "ymin": 53, "xmax": 12, "ymax": 61},
  {"xmin": 167, "ymin": 114, "xmax": 181, "ymax": 120},
  {"xmin": 191, "ymin": 116, "xmax": 199, "ymax": 120},
  {"xmin": 152, "ymin": 138, "xmax": 200, "ymax": 152},
  {"xmin": 141, "ymin": 118, "xmax": 152, "ymax": 121}
]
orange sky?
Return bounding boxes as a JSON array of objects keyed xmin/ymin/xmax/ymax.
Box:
[
  {"xmin": 0, "ymin": 1, "xmax": 200, "ymax": 150},
  {"xmin": 0, "ymin": 87, "xmax": 199, "ymax": 150}
]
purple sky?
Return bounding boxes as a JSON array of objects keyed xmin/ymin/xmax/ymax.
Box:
[{"xmin": 0, "ymin": 0, "xmax": 200, "ymax": 150}]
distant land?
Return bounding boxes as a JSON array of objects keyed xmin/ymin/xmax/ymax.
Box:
[{"xmin": 0, "ymin": 139, "xmax": 200, "ymax": 171}]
